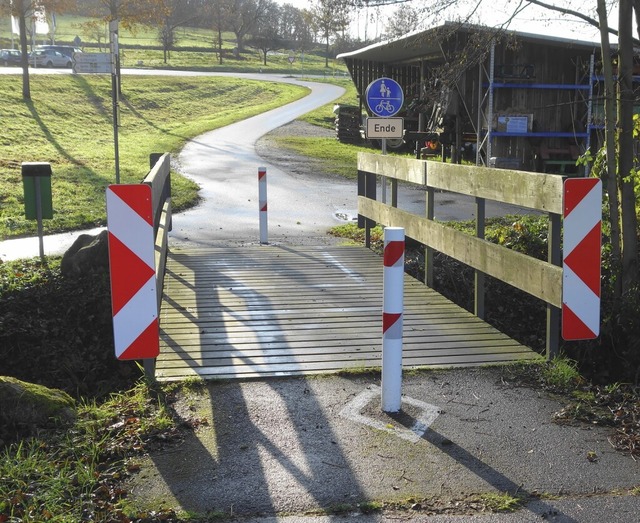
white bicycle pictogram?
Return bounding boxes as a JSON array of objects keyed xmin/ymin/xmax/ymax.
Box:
[{"xmin": 375, "ymin": 100, "xmax": 395, "ymax": 114}]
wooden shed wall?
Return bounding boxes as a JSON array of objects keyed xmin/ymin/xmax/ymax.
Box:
[{"xmin": 342, "ymin": 27, "xmax": 598, "ymax": 173}]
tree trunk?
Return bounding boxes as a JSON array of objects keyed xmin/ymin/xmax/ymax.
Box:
[
  {"xmin": 597, "ymin": 0, "xmax": 622, "ymax": 296},
  {"xmin": 325, "ymin": 34, "xmax": 329, "ymax": 67},
  {"xmin": 618, "ymin": 0, "xmax": 638, "ymax": 291},
  {"xmin": 235, "ymin": 31, "xmax": 245, "ymax": 52},
  {"xmin": 19, "ymin": 13, "xmax": 30, "ymax": 100}
]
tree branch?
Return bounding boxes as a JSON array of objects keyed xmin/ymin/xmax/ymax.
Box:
[{"xmin": 524, "ymin": 0, "xmax": 627, "ymax": 41}]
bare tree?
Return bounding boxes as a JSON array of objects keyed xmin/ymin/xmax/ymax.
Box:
[
  {"xmin": 310, "ymin": 0, "xmax": 349, "ymax": 67},
  {"xmin": 385, "ymin": 4, "xmax": 420, "ymax": 39},
  {"xmin": 155, "ymin": 0, "xmax": 200, "ymax": 62},
  {"xmin": 247, "ymin": 0, "xmax": 282, "ymax": 65},
  {"xmin": 226, "ymin": 0, "xmax": 270, "ymax": 52},
  {"xmin": 210, "ymin": 0, "xmax": 229, "ymax": 64},
  {"xmin": 595, "ymin": 0, "xmax": 621, "ymax": 295},
  {"xmin": 616, "ymin": 0, "xmax": 638, "ymax": 292},
  {"xmin": 82, "ymin": 19, "xmax": 108, "ymax": 50}
]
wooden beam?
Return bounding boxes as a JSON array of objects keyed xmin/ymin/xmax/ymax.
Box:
[
  {"xmin": 357, "ymin": 152, "xmax": 563, "ymax": 214},
  {"xmin": 425, "ymin": 162, "xmax": 564, "ymax": 214},
  {"xmin": 358, "ymin": 152, "xmax": 426, "ymax": 185},
  {"xmin": 358, "ymin": 197, "xmax": 563, "ymax": 308}
]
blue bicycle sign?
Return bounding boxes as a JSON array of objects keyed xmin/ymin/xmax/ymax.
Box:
[{"xmin": 365, "ymin": 77, "xmax": 404, "ymax": 117}]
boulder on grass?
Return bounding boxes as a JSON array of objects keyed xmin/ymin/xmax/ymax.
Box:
[
  {"xmin": 61, "ymin": 230, "xmax": 109, "ymax": 277},
  {"xmin": 0, "ymin": 376, "xmax": 76, "ymax": 435}
]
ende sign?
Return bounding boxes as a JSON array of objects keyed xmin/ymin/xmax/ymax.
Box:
[{"xmin": 366, "ymin": 117, "xmax": 404, "ymax": 139}]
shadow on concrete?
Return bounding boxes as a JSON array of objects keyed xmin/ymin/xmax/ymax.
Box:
[
  {"xmin": 151, "ymin": 249, "xmax": 368, "ymax": 517},
  {"xmin": 388, "ymin": 410, "xmax": 578, "ymax": 522}
]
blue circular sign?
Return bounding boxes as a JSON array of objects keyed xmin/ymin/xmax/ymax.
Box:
[{"xmin": 365, "ymin": 77, "xmax": 404, "ymax": 117}]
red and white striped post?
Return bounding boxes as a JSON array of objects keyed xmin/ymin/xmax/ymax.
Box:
[
  {"xmin": 258, "ymin": 166, "xmax": 268, "ymax": 244},
  {"xmin": 562, "ymin": 178, "xmax": 602, "ymax": 340},
  {"xmin": 382, "ymin": 227, "xmax": 405, "ymax": 413},
  {"xmin": 106, "ymin": 184, "xmax": 159, "ymax": 361}
]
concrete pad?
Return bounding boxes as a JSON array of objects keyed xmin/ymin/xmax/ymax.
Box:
[{"xmin": 127, "ymin": 368, "xmax": 640, "ymax": 520}]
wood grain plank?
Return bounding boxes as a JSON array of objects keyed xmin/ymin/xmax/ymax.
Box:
[{"xmin": 155, "ymin": 245, "xmax": 540, "ymax": 381}]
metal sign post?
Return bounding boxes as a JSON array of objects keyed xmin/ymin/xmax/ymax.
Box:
[
  {"xmin": 258, "ymin": 167, "xmax": 268, "ymax": 244},
  {"xmin": 109, "ymin": 19, "xmax": 120, "ymax": 184}
]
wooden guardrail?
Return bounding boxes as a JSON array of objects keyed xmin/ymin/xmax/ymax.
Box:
[
  {"xmin": 142, "ymin": 152, "xmax": 172, "ymax": 376},
  {"xmin": 357, "ymin": 152, "xmax": 564, "ymax": 358}
]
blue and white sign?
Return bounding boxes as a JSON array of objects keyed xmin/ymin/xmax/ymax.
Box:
[{"xmin": 365, "ymin": 77, "xmax": 404, "ymax": 117}]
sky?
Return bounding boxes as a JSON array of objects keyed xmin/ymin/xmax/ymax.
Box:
[{"xmin": 274, "ymin": 0, "xmax": 619, "ymax": 44}]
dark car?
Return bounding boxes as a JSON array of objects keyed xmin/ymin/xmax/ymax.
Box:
[
  {"xmin": 34, "ymin": 45, "xmax": 82, "ymax": 59},
  {"xmin": 0, "ymin": 49, "xmax": 22, "ymax": 66}
]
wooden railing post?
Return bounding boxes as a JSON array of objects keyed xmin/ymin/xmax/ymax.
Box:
[
  {"xmin": 358, "ymin": 170, "xmax": 377, "ymax": 248},
  {"xmin": 546, "ymin": 212, "xmax": 562, "ymax": 359},
  {"xmin": 475, "ymin": 197, "xmax": 486, "ymax": 319},
  {"xmin": 424, "ymin": 184, "xmax": 434, "ymax": 288}
]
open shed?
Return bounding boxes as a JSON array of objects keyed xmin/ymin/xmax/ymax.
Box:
[{"xmin": 337, "ymin": 22, "xmax": 603, "ymax": 175}]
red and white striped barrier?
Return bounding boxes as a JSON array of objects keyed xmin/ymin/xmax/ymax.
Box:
[
  {"xmin": 106, "ymin": 184, "xmax": 159, "ymax": 360},
  {"xmin": 562, "ymin": 178, "xmax": 602, "ymax": 340},
  {"xmin": 258, "ymin": 166, "xmax": 268, "ymax": 244},
  {"xmin": 382, "ymin": 227, "xmax": 405, "ymax": 412}
]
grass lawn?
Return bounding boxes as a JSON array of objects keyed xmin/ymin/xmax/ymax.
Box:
[{"xmin": 0, "ymin": 74, "xmax": 311, "ymax": 239}]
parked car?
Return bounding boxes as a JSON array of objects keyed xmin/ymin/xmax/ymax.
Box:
[
  {"xmin": 0, "ymin": 49, "xmax": 22, "ymax": 66},
  {"xmin": 34, "ymin": 45, "xmax": 82, "ymax": 59},
  {"xmin": 29, "ymin": 49, "xmax": 72, "ymax": 68}
]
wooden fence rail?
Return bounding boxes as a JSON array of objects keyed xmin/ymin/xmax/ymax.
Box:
[
  {"xmin": 142, "ymin": 152, "xmax": 172, "ymax": 376},
  {"xmin": 357, "ymin": 152, "xmax": 564, "ymax": 357}
]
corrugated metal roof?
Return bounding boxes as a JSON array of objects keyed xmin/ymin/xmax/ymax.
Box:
[{"xmin": 337, "ymin": 21, "xmax": 601, "ymax": 64}]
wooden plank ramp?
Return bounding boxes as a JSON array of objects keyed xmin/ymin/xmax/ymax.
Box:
[{"xmin": 156, "ymin": 245, "xmax": 540, "ymax": 381}]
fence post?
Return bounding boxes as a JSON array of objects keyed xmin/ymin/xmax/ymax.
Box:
[
  {"xmin": 547, "ymin": 212, "xmax": 562, "ymax": 359},
  {"xmin": 425, "ymin": 181, "xmax": 434, "ymax": 288},
  {"xmin": 475, "ymin": 197, "xmax": 486, "ymax": 319},
  {"xmin": 258, "ymin": 166, "xmax": 268, "ymax": 244},
  {"xmin": 382, "ymin": 227, "xmax": 405, "ymax": 413}
]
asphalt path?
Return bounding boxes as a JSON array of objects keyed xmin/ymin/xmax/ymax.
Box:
[{"xmin": 167, "ymin": 74, "xmax": 352, "ymax": 248}]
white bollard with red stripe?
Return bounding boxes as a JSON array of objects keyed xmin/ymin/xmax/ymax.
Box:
[
  {"xmin": 382, "ymin": 227, "xmax": 405, "ymax": 413},
  {"xmin": 258, "ymin": 166, "xmax": 268, "ymax": 244},
  {"xmin": 562, "ymin": 178, "xmax": 602, "ymax": 340},
  {"xmin": 106, "ymin": 184, "xmax": 159, "ymax": 360}
]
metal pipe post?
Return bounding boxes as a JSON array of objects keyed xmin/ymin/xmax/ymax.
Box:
[
  {"xmin": 258, "ymin": 167, "xmax": 268, "ymax": 244},
  {"xmin": 382, "ymin": 227, "xmax": 405, "ymax": 413}
]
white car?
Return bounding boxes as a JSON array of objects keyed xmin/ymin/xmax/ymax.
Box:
[{"xmin": 29, "ymin": 49, "xmax": 72, "ymax": 68}]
